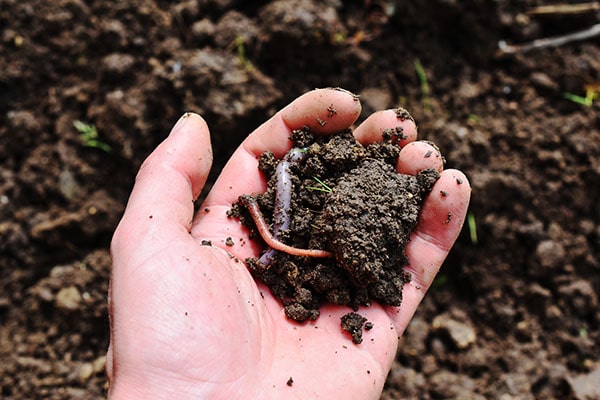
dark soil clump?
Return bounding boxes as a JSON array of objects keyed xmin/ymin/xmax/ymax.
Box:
[
  {"xmin": 341, "ymin": 312, "xmax": 369, "ymax": 344},
  {"xmin": 234, "ymin": 126, "xmax": 439, "ymax": 325}
]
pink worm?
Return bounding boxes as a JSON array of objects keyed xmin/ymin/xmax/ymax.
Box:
[{"xmin": 239, "ymin": 195, "xmax": 333, "ymax": 260}]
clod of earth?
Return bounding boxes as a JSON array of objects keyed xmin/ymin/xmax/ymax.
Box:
[
  {"xmin": 231, "ymin": 124, "xmax": 439, "ymax": 339},
  {"xmin": 341, "ymin": 312, "xmax": 368, "ymax": 344}
]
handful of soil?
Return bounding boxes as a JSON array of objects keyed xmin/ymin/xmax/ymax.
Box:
[{"xmin": 231, "ymin": 124, "xmax": 439, "ymax": 332}]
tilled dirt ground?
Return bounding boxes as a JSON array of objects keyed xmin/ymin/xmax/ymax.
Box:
[{"xmin": 1, "ymin": 1, "xmax": 599, "ymax": 399}]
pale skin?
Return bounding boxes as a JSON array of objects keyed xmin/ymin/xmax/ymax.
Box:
[{"xmin": 107, "ymin": 88, "xmax": 471, "ymax": 399}]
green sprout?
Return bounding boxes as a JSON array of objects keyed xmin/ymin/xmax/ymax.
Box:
[
  {"xmin": 333, "ymin": 31, "xmax": 346, "ymax": 44},
  {"xmin": 235, "ymin": 35, "xmax": 254, "ymax": 72},
  {"xmin": 73, "ymin": 120, "xmax": 111, "ymax": 153},
  {"xmin": 563, "ymin": 87, "xmax": 598, "ymax": 107},
  {"xmin": 414, "ymin": 58, "xmax": 431, "ymax": 111},
  {"xmin": 467, "ymin": 114, "xmax": 482, "ymax": 124},
  {"xmin": 307, "ymin": 177, "xmax": 333, "ymax": 193},
  {"xmin": 467, "ymin": 211, "xmax": 478, "ymax": 245}
]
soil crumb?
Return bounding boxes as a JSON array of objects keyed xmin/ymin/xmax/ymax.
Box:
[
  {"xmin": 341, "ymin": 312, "xmax": 369, "ymax": 344},
  {"xmin": 231, "ymin": 124, "xmax": 439, "ymax": 336}
]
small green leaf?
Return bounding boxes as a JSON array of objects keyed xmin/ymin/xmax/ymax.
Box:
[
  {"xmin": 563, "ymin": 92, "xmax": 592, "ymax": 107},
  {"xmin": 73, "ymin": 120, "xmax": 111, "ymax": 153},
  {"xmin": 467, "ymin": 211, "xmax": 478, "ymax": 245},
  {"xmin": 414, "ymin": 58, "xmax": 431, "ymax": 111},
  {"xmin": 307, "ymin": 177, "xmax": 332, "ymax": 193}
]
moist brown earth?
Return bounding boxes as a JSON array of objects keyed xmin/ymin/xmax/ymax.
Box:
[
  {"xmin": 234, "ymin": 128, "xmax": 438, "ymax": 326},
  {"xmin": 1, "ymin": 1, "xmax": 599, "ymax": 399},
  {"xmin": 341, "ymin": 311, "xmax": 369, "ymax": 344}
]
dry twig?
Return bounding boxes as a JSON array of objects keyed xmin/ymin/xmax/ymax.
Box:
[
  {"xmin": 497, "ymin": 23, "xmax": 600, "ymax": 55},
  {"xmin": 528, "ymin": 2, "xmax": 600, "ymax": 16}
]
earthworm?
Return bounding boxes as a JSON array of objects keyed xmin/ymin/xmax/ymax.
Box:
[
  {"xmin": 272, "ymin": 149, "xmax": 307, "ymax": 231},
  {"xmin": 239, "ymin": 195, "xmax": 333, "ymax": 260},
  {"xmin": 258, "ymin": 148, "xmax": 308, "ymax": 265}
]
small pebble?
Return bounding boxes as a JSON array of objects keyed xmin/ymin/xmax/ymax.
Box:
[
  {"xmin": 567, "ymin": 365, "xmax": 600, "ymax": 400},
  {"xmin": 78, "ymin": 362, "xmax": 94, "ymax": 382},
  {"xmin": 55, "ymin": 286, "xmax": 82, "ymax": 311},
  {"xmin": 432, "ymin": 313, "xmax": 476, "ymax": 349}
]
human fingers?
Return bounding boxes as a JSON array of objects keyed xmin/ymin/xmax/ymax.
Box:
[
  {"xmin": 191, "ymin": 89, "xmax": 361, "ymax": 257},
  {"xmin": 352, "ymin": 109, "xmax": 444, "ymax": 174},
  {"xmin": 352, "ymin": 108, "xmax": 418, "ymax": 147},
  {"xmin": 111, "ymin": 113, "xmax": 213, "ymax": 262},
  {"xmin": 397, "ymin": 141, "xmax": 444, "ymax": 175},
  {"xmin": 193, "ymin": 88, "xmax": 361, "ymax": 256},
  {"xmin": 387, "ymin": 169, "xmax": 471, "ymax": 332},
  {"xmin": 201, "ymin": 88, "xmax": 362, "ymax": 208}
]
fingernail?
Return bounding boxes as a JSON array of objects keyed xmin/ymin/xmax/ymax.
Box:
[{"xmin": 171, "ymin": 112, "xmax": 191, "ymax": 134}]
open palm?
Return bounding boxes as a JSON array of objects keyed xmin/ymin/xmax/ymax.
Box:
[{"xmin": 107, "ymin": 88, "xmax": 471, "ymax": 399}]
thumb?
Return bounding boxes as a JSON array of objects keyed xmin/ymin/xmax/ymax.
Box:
[{"xmin": 111, "ymin": 113, "xmax": 213, "ymax": 258}]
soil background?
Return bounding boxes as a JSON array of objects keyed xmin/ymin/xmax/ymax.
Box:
[{"xmin": 1, "ymin": 1, "xmax": 599, "ymax": 399}]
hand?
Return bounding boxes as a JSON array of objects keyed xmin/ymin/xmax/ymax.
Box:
[{"xmin": 107, "ymin": 88, "xmax": 471, "ymax": 399}]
